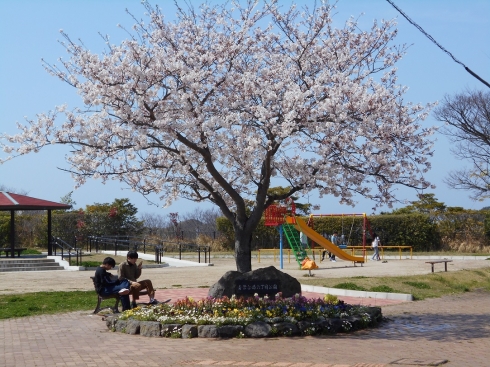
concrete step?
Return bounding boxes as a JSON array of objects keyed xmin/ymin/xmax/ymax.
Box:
[
  {"xmin": 0, "ymin": 265, "xmax": 65, "ymax": 272},
  {"xmin": 0, "ymin": 259, "xmax": 56, "ymax": 265},
  {"xmin": 0, "ymin": 258, "xmax": 65, "ymax": 272}
]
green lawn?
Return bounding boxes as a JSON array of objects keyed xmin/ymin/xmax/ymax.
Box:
[
  {"xmin": 0, "ymin": 291, "xmax": 96, "ymax": 319},
  {"xmin": 300, "ymin": 267, "xmax": 490, "ymax": 300}
]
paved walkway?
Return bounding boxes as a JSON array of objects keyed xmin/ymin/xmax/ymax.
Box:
[
  {"xmin": 1, "ymin": 256, "xmax": 490, "ymax": 366},
  {"xmin": 1, "ymin": 290, "xmax": 489, "ymax": 367}
]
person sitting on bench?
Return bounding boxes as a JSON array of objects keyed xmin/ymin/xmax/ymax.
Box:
[
  {"xmin": 94, "ymin": 257, "xmax": 131, "ymax": 311},
  {"xmin": 118, "ymin": 250, "xmax": 159, "ymax": 308}
]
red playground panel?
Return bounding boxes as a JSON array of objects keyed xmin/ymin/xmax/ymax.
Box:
[{"xmin": 264, "ymin": 205, "xmax": 287, "ymax": 226}]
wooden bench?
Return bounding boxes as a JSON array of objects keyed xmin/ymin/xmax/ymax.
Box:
[
  {"xmin": 90, "ymin": 277, "xmax": 148, "ymax": 314},
  {"xmin": 426, "ymin": 260, "xmax": 453, "ymax": 273},
  {"xmin": 0, "ymin": 248, "xmax": 27, "ymax": 257}
]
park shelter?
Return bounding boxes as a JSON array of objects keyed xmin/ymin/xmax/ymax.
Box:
[{"xmin": 0, "ymin": 192, "xmax": 72, "ymax": 257}]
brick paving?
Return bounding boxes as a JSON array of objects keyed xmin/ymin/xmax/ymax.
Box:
[
  {"xmin": 1, "ymin": 257, "xmax": 490, "ymax": 366},
  {"xmin": 2, "ymin": 290, "xmax": 489, "ymax": 366}
]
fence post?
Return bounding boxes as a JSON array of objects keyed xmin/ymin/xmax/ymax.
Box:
[
  {"xmin": 179, "ymin": 243, "xmax": 182, "ymax": 260},
  {"xmin": 198, "ymin": 246, "xmax": 201, "ymax": 263},
  {"xmin": 154, "ymin": 246, "xmax": 160, "ymax": 264}
]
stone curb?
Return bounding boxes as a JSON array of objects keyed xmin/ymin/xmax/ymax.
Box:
[
  {"xmin": 301, "ymin": 284, "xmax": 414, "ymax": 302},
  {"xmin": 106, "ymin": 306, "xmax": 382, "ymax": 338}
]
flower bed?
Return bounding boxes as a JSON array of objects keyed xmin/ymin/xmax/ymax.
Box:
[{"xmin": 105, "ymin": 293, "xmax": 383, "ymax": 338}]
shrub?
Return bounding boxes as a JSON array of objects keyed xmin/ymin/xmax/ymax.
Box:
[{"xmin": 332, "ymin": 283, "xmax": 366, "ymax": 291}]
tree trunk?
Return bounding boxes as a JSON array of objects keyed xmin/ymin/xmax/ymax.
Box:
[{"xmin": 234, "ymin": 227, "xmax": 253, "ymax": 273}]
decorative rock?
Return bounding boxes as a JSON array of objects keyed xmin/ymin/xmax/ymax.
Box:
[
  {"xmin": 325, "ymin": 317, "xmax": 343, "ymax": 333},
  {"xmin": 198, "ymin": 325, "xmax": 219, "ymax": 338},
  {"xmin": 125, "ymin": 319, "xmax": 141, "ymax": 335},
  {"xmin": 114, "ymin": 319, "xmax": 128, "ymax": 333},
  {"xmin": 140, "ymin": 321, "xmax": 161, "ymax": 337},
  {"xmin": 272, "ymin": 322, "xmax": 300, "ymax": 336},
  {"xmin": 182, "ymin": 324, "xmax": 198, "ymax": 339},
  {"xmin": 364, "ymin": 306, "xmax": 382, "ymax": 324},
  {"xmin": 217, "ymin": 325, "xmax": 244, "ymax": 338},
  {"xmin": 105, "ymin": 315, "xmax": 117, "ymax": 330},
  {"xmin": 208, "ymin": 266, "xmax": 301, "ymax": 299},
  {"xmin": 310, "ymin": 319, "xmax": 324, "ymax": 329},
  {"xmin": 161, "ymin": 324, "xmax": 183, "ymax": 337},
  {"xmin": 297, "ymin": 320, "xmax": 312, "ymax": 332},
  {"xmin": 346, "ymin": 315, "xmax": 363, "ymax": 331},
  {"xmin": 244, "ymin": 321, "xmax": 272, "ymax": 338},
  {"xmin": 108, "ymin": 312, "xmax": 383, "ymax": 338}
]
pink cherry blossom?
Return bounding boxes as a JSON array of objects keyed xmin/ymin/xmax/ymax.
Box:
[{"xmin": 0, "ymin": 1, "xmax": 435, "ymax": 272}]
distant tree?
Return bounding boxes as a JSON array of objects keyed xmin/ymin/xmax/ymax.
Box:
[
  {"xmin": 434, "ymin": 89, "xmax": 490, "ymax": 200},
  {"xmin": 140, "ymin": 212, "xmax": 167, "ymax": 237},
  {"xmin": 0, "ymin": 1, "xmax": 435, "ymax": 272},
  {"xmin": 181, "ymin": 207, "xmax": 220, "ymax": 234},
  {"xmin": 0, "ymin": 184, "xmax": 28, "ymax": 195},
  {"xmin": 390, "ymin": 193, "xmax": 447, "ymax": 215},
  {"xmin": 59, "ymin": 191, "xmax": 77, "ymax": 208},
  {"xmin": 84, "ymin": 198, "xmax": 143, "ymax": 236},
  {"xmin": 168, "ymin": 212, "xmax": 182, "ymax": 241}
]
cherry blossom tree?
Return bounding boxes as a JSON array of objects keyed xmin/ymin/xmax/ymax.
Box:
[{"xmin": 0, "ymin": 0, "xmax": 435, "ymax": 272}]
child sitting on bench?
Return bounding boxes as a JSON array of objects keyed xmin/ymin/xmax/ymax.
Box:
[
  {"xmin": 93, "ymin": 257, "xmax": 131, "ymax": 311},
  {"xmin": 118, "ymin": 250, "xmax": 159, "ymax": 308}
]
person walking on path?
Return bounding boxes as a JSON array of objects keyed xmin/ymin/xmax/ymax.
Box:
[
  {"xmin": 93, "ymin": 257, "xmax": 131, "ymax": 311},
  {"xmin": 329, "ymin": 232, "xmax": 339, "ymax": 262},
  {"xmin": 118, "ymin": 250, "xmax": 159, "ymax": 308},
  {"xmin": 371, "ymin": 232, "xmax": 381, "ymax": 261}
]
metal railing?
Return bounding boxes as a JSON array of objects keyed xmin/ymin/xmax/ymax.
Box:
[
  {"xmin": 52, "ymin": 236, "xmax": 82, "ymax": 266},
  {"xmin": 86, "ymin": 235, "xmax": 212, "ymax": 264}
]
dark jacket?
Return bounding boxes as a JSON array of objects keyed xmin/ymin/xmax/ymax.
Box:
[{"xmin": 94, "ymin": 266, "xmax": 119, "ymax": 293}]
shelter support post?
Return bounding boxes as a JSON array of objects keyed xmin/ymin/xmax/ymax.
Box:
[
  {"xmin": 10, "ymin": 210, "xmax": 15, "ymax": 258},
  {"xmin": 47, "ymin": 210, "xmax": 52, "ymax": 256}
]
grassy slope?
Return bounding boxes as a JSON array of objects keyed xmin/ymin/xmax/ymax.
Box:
[{"xmin": 300, "ymin": 267, "xmax": 490, "ymax": 300}]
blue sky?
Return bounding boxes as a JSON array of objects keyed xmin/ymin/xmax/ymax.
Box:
[{"xmin": 1, "ymin": 0, "xmax": 489, "ymax": 217}]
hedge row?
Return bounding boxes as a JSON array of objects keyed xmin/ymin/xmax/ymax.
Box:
[{"xmin": 217, "ymin": 214, "xmax": 442, "ymax": 251}]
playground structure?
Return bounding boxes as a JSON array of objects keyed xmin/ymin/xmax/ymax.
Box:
[
  {"xmin": 307, "ymin": 213, "xmax": 370, "ymax": 247},
  {"xmin": 264, "ymin": 200, "xmax": 369, "ymax": 270}
]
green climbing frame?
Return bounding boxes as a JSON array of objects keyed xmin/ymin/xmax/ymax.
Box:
[{"xmin": 282, "ymin": 223, "xmax": 309, "ymax": 268}]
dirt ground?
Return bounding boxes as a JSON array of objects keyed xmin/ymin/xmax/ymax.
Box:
[{"xmin": 0, "ymin": 254, "xmax": 488, "ymax": 294}]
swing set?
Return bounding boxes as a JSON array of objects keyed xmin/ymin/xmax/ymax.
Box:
[{"xmin": 307, "ymin": 213, "xmax": 373, "ymax": 250}]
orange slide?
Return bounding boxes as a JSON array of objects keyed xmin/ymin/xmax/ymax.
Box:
[{"xmin": 286, "ymin": 216, "xmax": 365, "ymax": 264}]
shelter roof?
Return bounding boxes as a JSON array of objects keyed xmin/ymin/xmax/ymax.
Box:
[{"xmin": 0, "ymin": 192, "xmax": 72, "ymax": 211}]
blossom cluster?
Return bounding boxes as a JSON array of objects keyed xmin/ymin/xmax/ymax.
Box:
[
  {"xmin": 0, "ymin": 0, "xmax": 435, "ymax": 215},
  {"xmin": 119, "ymin": 293, "xmax": 368, "ymax": 327}
]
